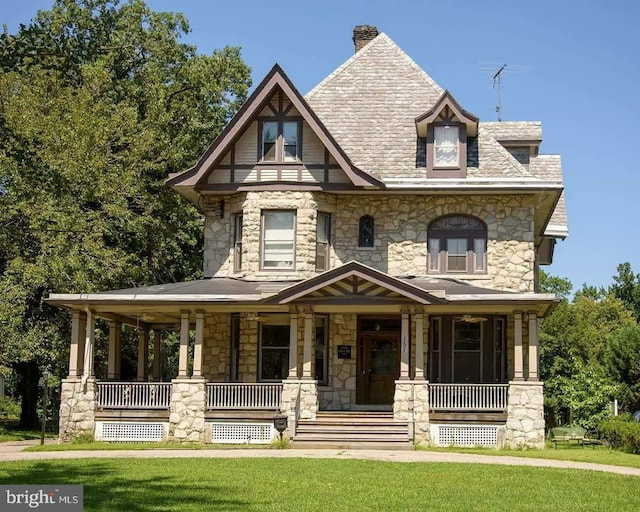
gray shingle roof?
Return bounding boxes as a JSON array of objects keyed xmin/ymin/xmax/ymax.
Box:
[
  {"xmin": 481, "ymin": 121, "xmax": 542, "ymax": 142},
  {"xmin": 530, "ymin": 155, "xmax": 568, "ymax": 236}
]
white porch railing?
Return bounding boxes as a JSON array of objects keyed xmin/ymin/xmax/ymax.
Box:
[
  {"xmin": 429, "ymin": 383, "xmax": 509, "ymax": 411},
  {"xmin": 206, "ymin": 383, "xmax": 282, "ymax": 410},
  {"xmin": 97, "ymin": 382, "xmax": 172, "ymax": 409}
]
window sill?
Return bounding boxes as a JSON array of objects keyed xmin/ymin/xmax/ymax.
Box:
[{"xmin": 427, "ymin": 273, "xmax": 488, "ymax": 280}]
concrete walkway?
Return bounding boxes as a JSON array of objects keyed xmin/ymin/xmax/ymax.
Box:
[{"xmin": 1, "ymin": 440, "xmax": 639, "ymax": 477}]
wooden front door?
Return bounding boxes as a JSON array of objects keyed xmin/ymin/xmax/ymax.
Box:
[{"xmin": 357, "ymin": 333, "xmax": 400, "ymax": 405}]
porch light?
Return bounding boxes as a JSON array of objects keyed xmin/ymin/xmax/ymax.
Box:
[{"xmin": 273, "ymin": 412, "xmax": 288, "ymax": 439}]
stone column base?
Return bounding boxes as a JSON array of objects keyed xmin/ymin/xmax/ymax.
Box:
[
  {"xmin": 169, "ymin": 378, "xmax": 206, "ymax": 443},
  {"xmin": 393, "ymin": 380, "xmax": 430, "ymax": 445},
  {"xmin": 505, "ymin": 380, "xmax": 545, "ymax": 449},
  {"xmin": 59, "ymin": 378, "xmax": 97, "ymax": 442},
  {"xmin": 281, "ymin": 379, "xmax": 318, "ymax": 437}
]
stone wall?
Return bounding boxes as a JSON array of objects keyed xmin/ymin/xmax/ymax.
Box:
[
  {"xmin": 169, "ymin": 378, "xmax": 206, "ymax": 442},
  {"xmin": 393, "ymin": 380, "xmax": 430, "ymax": 445},
  {"xmin": 504, "ymin": 381, "xmax": 545, "ymax": 449},
  {"xmin": 58, "ymin": 378, "xmax": 97, "ymax": 442},
  {"xmin": 202, "ymin": 313, "xmax": 231, "ymax": 382},
  {"xmin": 203, "ymin": 191, "xmax": 535, "ymax": 292},
  {"xmin": 318, "ymin": 313, "xmax": 357, "ymax": 410}
]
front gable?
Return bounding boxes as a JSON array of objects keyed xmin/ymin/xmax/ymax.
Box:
[
  {"xmin": 167, "ymin": 65, "xmax": 383, "ymax": 202},
  {"xmin": 265, "ymin": 261, "xmax": 444, "ymax": 305}
]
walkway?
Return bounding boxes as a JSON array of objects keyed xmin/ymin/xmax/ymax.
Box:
[{"xmin": 1, "ymin": 440, "xmax": 638, "ymax": 477}]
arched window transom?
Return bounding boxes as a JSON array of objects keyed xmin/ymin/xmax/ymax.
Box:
[{"xmin": 428, "ymin": 215, "xmax": 486, "ymax": 274}]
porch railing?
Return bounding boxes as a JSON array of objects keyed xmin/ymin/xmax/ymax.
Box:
[
  {"xmin": 97, "ymin": 382, "xmax": 172, "ymax": 409},
  {"xmin": 429, "ymin": 383, "xmax": 509, "ymax": 411},
  {"xmin": 206, "ymin": 383, "xmax": 282, "ymax": 410}
]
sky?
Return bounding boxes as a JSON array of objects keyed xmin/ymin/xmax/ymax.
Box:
[{"xmin": 3, "ymin": 0, "xmax": 639, "ymax": 293}]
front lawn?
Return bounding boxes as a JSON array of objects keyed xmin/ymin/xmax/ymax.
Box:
[{"xmin": 0, "ymin": 458, "xmax": 638, "ymax": 511}]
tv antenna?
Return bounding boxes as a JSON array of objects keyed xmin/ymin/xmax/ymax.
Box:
[
  {"xmin": 492, "ymin": 64, "xmax": 507, "ymax": 121},
  {"xmin": 479, "ymin": 63, "xmax": 530, "ymax": 121}
]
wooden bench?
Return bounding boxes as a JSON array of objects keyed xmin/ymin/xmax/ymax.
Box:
[{"xmin": 548, "ymin": 426, "xmax": 602, "ymax": 449}]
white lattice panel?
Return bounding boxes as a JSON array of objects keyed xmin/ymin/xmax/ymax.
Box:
[
  {"xmin": 210, "ymin": 422, "xmax": 274, "ymax": 444},
  {"xmin": 96, "ymin": 422, "xmax": 166, "ymax": 442},
  {"xmin": 432, "ymin": 424, "xmax": 499, "ymax": 447}
]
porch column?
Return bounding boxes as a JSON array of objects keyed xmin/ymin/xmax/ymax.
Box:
[
  {"xmin": 67, "ymin": 311, "xmax": 82, "ymax": 378},
  {"xmin": 77, "ymin": 312, "xmax": 86, "ymax": 377},
  {"xmin": 528, "ymin": 312, "xmax": 539, "ymax": 381},
  {"xmin": 192, "ymin": 310, "xmax": 204, "ymax": 378},
  {"xmin": 137, "ymin": 327, "xmax": 149, "ymax": 381},
  {"xmin": 83, "ymin": 309, "xmax": 95, "ymax": 378},
  {"xmin": 514, "ymin": 312, "xmax": 524, "ymax": 381},
  {"xmin": 152, "ymin": 330, "xmax": 162, "ymax": 381},
  {"xmin": 178, "ymin": 310, "xmax": 190, "ymax": 378},
  {"xmin": 400, "ymin": 308, "xmax": 410, "ymax": 379},
  {"xmin": 107, "ymin": 321, "xmax": 121, "ymax": 380},
  {"xmin": 302, "ymin": 308, "xmax": 313, "ymax": 380},
  {"xmin": 288, "ymin": 308, "xmax": 299, "ymax": 379},
  {"xmin": 414, "ymin": 311, "xmax": 425, "ymax": 380}
]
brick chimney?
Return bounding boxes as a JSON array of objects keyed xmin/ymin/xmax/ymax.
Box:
[{"xmin": 353, "ymin": 25, "xmax": 379, "ymax": 52}]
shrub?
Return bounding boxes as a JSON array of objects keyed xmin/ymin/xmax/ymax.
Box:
[
  {"xmin": 0, "ymin": 396, "xmax": 21, "ymax": 420},
  {"xmin": 597, "ymin": 416, "xmax": 640, "ymax": 454}
]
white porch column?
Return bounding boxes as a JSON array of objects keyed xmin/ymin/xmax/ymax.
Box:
[
  {"xmin": 193, "ymin": 310, "xmax": 204, "ymax": 378},
  {"xmin": 68, "ymin": 311, "xmax": 82, "ymax": 378},
  {"xmin": 288, "ymin": 309, "xmax": 299, "ymax": 379},
  {"xmin": 77, "ymin": 312, "xmax": 86, "ymax": 377},
  {"xmin": 137, "ymin": 327, "xmax": 149, "ymax": 381},
  {"xmin": 528, "ymin": 312, "xmax": 539, "ymax": 381},
  {"xmin": 514, "ymin": 312, "xmax": 524, "ymax": 381},
  {"xmin": 302, "ymin": 308, "xmax": 313, "ymax": 379},
  {"xmin": 414, "ymin": 311, "xmax": 425, "ymax": 380},
  {"xmin": 400, "ymin": 308, "xmax": 410, "ymax": 379},
  {"xmin": 152, "ymin": 330, "xmax": 162, "ymax": 381},
  {"xmin": 107, "ymin": 321, "xmax": 121, "ymax": 380},
  {"xmin": 178, "ymin": 310, "xmax": 190, "ymax": 378},
  {"xmin": 83, "ymin": 309, "xmax": 95, "ymax": 378}
]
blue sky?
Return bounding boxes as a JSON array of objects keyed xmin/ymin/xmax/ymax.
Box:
[{"xmin": 4, "ymin": 0, "xmax": 639, "ymax": 292}]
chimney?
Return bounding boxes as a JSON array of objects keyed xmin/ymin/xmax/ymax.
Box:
[{"xmin": 353, "ymin": 25, "xmax": 379, "ymax": 52}]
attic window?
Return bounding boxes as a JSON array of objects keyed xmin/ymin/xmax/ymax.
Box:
[
  {"xmin": 434, "ymin": 126, "xmax": 459, "ymax": 167},
  {"xmin": 260, "ymin": 120, "xmax": 300, "ymax": 162}
]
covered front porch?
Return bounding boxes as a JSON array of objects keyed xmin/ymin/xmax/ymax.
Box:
[{"xmin": 49, "ymin": 262, "xmax": 555, "ymax": 447}]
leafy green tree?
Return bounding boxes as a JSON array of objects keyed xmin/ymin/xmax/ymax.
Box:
[
  {"xmin": 605, "ymin": 325, "xmax": 640, "ymax": 413},
  {"xmin": 609, "ymin": 262, "xmax": 640, "ymax": 321},
  {"xmin": 0, "ymin": 0, "xmax": 251, "ymax": 426},
  {"xmin": 539, "ymin": 269, "xmax": 572, "ymax": 299}
]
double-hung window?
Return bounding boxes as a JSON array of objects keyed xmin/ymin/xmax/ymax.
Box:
[
  {"xmin": 428, "ymin": 215, "xmax": 487, "ymax": 274},
  {"xmin": 259, "ymin": 318, "xmax": 290, "ymax": 381},
  {"xmin": 261, "ymin": 210, "xmax": 296, "ymax": 270},
  {"xmin": 233, "ymin": 213, "xmax": 243, "ymax": 272},
  {"xmin": 261, "ymin": 120, "xmax": 300, "ymax": 162},
  {"xmin": 316, "ymin": 212, "xmax": 331, "ymax": 271},
  {"xmin": 433, "ymin": 125, "xmax": 460, "ymax": 167}
]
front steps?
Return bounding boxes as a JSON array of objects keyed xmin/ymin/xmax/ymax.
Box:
[{"xmin": 293, "ymin": 411, "xmax": 413, "ymax": 450}]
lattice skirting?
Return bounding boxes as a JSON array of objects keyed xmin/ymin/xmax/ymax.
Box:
[
  {"xmin": 95, "ymin": 422, "xmax": 168, "ymax": 442},
  {"xmin": 209, "ymin": 422, "xmax": 275, "ymax": 444},
  {"xmin": 430, "ymin": 424, "xmax": 503, "ymax": 447}
]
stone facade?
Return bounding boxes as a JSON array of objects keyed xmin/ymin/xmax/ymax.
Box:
[
  {"xmin": 202, "ymin": 313, "xmax": 231, "ymax": 382},
  {"xmin": 58, "ymin": 378, "xmax": 97, "ymax": 442},
  {"xmin": 281, "ymin": 379, "xmax": 318, "ymax": 436},
  {"xmin": 505, "ymin": 381, "xmax": 545, "ymax": 449},
  {"xmin": 319, "ymin": 313, "xmax": 357, "ymax": 410},
  {"xmin": 203, "ymin": 191, "xmax": 535, "ymax": 293},
  {"xmin": 393, "ymin": 380, "xmax": 430, "ymax": 445},
  {"xmin": 169, "ymin": 378, "xmax": 207, "ymax": 442}
]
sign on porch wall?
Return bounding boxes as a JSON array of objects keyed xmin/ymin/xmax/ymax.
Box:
[{"xmin": 337, "ymin": 345, "xmax": 352, "ymax": 359}]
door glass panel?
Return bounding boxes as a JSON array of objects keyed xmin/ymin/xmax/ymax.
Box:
[{"xmin": 371, "ymin": 339, "xmax": 397, "ymax": 375}]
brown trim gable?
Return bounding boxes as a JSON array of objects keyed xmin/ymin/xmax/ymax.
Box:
[
  {"xmin": 167, "ymin": 64, "xmax": 384, "ymax": 191},
  {"xmin": 415, "ymin": 90, "xmax": 479, "ymax": 137},
  {"xmin": 264, "ymin": 261, "xmax": 444, "ymax": 305}
]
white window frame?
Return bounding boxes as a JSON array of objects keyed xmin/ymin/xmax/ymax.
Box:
[
  {"xmin": 261, "ymin": 210, "xmax": 296, "ymax": 270},
  {"xmin": 434, "ymin": 125, "xmax": 460, "ymax": 168}
]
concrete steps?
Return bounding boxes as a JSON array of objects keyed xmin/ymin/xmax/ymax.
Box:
[{"xmin": 293, "ymin": 412, "xmax": 414, "ymax": 450}]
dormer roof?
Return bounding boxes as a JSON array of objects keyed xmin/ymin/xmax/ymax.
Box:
[{"xmin": 415, "ymin": 90, "xmax": 479, "ymax": 137}]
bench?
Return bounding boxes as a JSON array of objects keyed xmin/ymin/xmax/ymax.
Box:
[{"xmin": 548, "ymin": 426, "xmax": 603, "ymax": 449}]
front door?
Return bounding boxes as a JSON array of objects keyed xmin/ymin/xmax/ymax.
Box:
[{"xmin": 357, "ymin": 334, "xmax": 400, "ymax": 405}]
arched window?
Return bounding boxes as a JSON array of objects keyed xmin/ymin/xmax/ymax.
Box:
[
  {"xmin": 358, "ymin": 215, "xmax": 374, "ymax": 247},
  {"xmin": 427, "ymin": 215, "xmax": 486, "ymax": 274}
]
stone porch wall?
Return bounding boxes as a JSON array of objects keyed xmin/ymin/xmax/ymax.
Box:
[
  {"xmin": 505, "ymin": 381, "xmax": 545, "ymax": 448},
  {"xmin": 169, "ymin": 378, "xmax": 206, "ymax": 442},
  {"xmin": 203, "ymin": 191, "xmax": 535, "ymax": 293},
  {"xmin": 59, "ymin": 378, "xmax": 97, "ymax": 442}
]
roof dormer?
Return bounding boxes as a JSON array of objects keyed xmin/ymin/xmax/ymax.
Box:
[{"xmin": 415, "ymin": 91, "xmax": 478, "ymax": 178}]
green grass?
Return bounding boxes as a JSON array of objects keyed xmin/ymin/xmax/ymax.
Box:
[
  {"xmin": 0, "ymin": 458, "xmax": 638, "ymax": 511},
  {"xmin": 0, "ymin": 421, "xmax": 57, "ymax": 443},
  {"xmin": 421, "ymin": 443, "xmax": 640, "ymax": 469},
  {"xmin": 24, "ymin": 442, "xmax": 269, "ymax": 452}
]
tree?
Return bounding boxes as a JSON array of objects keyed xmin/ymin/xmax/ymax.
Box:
[
  {"xmin": 0, "ymin": 0, "xmax": 251, "ymax": 426},
  {"xmin": 609, "ymin": 262, "xmax": 640, "ymax": 321},
  {"xmin": 539, "ymin": 269, "xmax": 572, "ymax": 299},
  {"xmin": 605, "ymin": 325, "xmax": 640, "ymax": 413}
]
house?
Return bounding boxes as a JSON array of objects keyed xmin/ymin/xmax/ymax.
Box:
[{"xmin": 48, "ymin": 26, "xmax": 567, "ymax": 448}]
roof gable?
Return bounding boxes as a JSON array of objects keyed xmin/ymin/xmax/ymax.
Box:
[
  {"xmin": 167, "ymin": 64, "xmax": 383, "ymax": 191},
  {"xmin": 265, "ymin": 261, "xmax": 444, "ymax": 305},
  {"xmin": 415, "ymin": 90, "xmax": 479, "ymax": 137}
]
